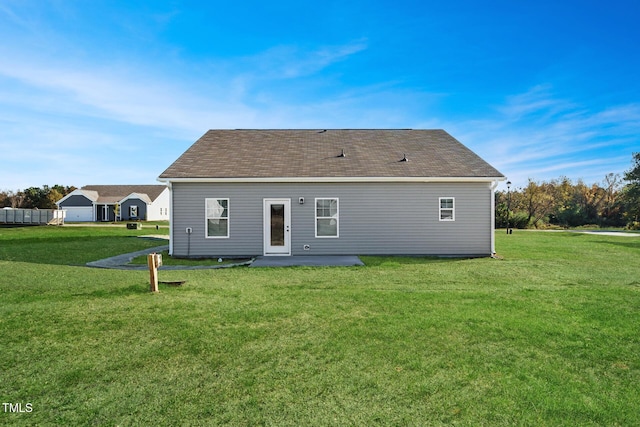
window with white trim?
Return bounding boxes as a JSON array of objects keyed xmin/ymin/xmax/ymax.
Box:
[
  {"xmin": 206, "ymin": 198, "xmax": 229, "ymax": 238},
  {"xmin": 439, "ymin": 197, "xmax": 455, "ymax": 221},
  {"xmin": 315, "ymin": 198, "xmax": 339, "ymax": 237},
  {"xmin": 129, "ymin": 205, "xmax": 138, "ymax": 218}
]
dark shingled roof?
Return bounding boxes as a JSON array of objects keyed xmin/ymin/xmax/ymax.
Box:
[
  {"xmin": 81, "ymin": 185, "xmax": 167, "ymax": 203},
  {"xmin": 159, "ymin": 129, "xmax": 504, "ymax": 180}
]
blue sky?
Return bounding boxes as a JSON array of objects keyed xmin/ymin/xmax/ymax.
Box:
[{"xmin": 1, "ymin": 0, "xmax": 638, "ymax": 191}]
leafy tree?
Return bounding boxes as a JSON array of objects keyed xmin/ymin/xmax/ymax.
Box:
[
  {"xmin": 47, "ymin": 185, "xmax": 75, "ymax": 209},
  {"xmin": 548, "ymin": 177, "xmax": 576, "ymax": 227},
  {"xmin": 5, "ymin": 185, "xmax": 76, "ymax": 209},
  {"xmin": 521, "ymin": 179, "xmax": 557, "ymax": 228},
  {"xmin": 494, "ymin": 191, "xmax": 509, "ymax": 228},
  {"xmin": 600, "ymin": 173, "xmax": 625, "ymax": 226},
  {"xmin": 622, "ymin": 152, "xmax": 640, "ymax": 226},
  {"xmin": 7, "ymin": 190, "xmax": 24, "ymax": 208},
  {"xmin": 497, "ymin": 173, "xmax": 627, "ymax": 229},
  {"xmin": 22, "ymin": 186, "xmax": 48, "ymax": 208},
  {"xmin": 0, "ymin": 191, "xmax": 8, "ymax": 208}
]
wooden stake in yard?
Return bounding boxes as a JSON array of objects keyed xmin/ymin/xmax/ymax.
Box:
[{"xmin": 147, "ymin": 253, "xmax": 162, "ymax": 292}]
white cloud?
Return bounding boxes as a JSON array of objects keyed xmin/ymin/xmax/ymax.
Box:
[
  {"xmin": 0, "ymin": 35, "xmax": 382, "ymax": 189},
  {"xmin": 241, "ymin": 40, "xmax": 368, "ymax": 80},
  {"xmin": 453, "ymin": 86, "xmax": 640, "ymax": 188},
  {"xmin": 0, "ymin": 59, "xmax": 207, "ymax": 132},
  {"xmin": 0, "ymin": 37, "xmax": 372, "ymax": 135}
]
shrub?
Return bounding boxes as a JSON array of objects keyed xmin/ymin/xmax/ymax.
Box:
[
  {"xmin": 510, "ymin": 212, "xmax": 530, "ymax": 229},
  {"xmin": 575, "ymin": 224, "xmax": 601, "ymax": 230}
]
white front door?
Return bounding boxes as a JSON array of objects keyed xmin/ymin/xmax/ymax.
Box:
[
  {"xmin": 101, "ymin": 205, "xmax": 110, "ymax": 222},
  {"xmin": 263, "ymin": 199, "xmax": 291, "ymax": 256}
]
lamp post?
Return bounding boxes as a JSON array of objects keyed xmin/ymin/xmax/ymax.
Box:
[{"xmin": 506, "ymin": 181, "xmax": 512, "ymax": 234}]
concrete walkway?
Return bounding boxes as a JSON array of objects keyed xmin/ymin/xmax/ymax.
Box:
[
  {"xmin": 87, "ymin": 244, "xmax": 168, "ymax": 270},
  {"xmin": 569, "ymin": 230, "xmax": 640, "ymax": 237},
  {"xmin": 516, "ymin": 229, "xmax": 640, "ymax": 237},
  {"xmin": 250, "ymin": 255, "xmax": 364, "ymax": 267}
]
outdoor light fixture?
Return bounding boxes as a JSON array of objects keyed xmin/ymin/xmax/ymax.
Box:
[{"xmin": 506, "ymin": 181, "xmax": 512, "ymax": 235}]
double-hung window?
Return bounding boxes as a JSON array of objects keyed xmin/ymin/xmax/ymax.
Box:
[
  {"xmin": 439, "ymin": 197, "xmax": 455, "ymax": 221},
  {"xmin": 130, "ymin": 205, "xmax": 138, "ymax": 218},
  {"xmin": 315, "ymin": 198, "xmax": 339, "ymax": 237},
  {"xmin": 206, "ymin": 198, "xmax": 229, "ymax": 238}
]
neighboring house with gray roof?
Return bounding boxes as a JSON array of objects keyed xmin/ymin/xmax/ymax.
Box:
[
  {"xmin": 158, "ymin": 129, "xmax": 505, "ymax": 257},
  {"xmin": 56, "ymin": 185, "xmax": 170, "ymax": 222}
]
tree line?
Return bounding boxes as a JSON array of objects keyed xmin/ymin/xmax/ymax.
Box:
[
  {"xmin": 496, "ymin": 153, "xmax": 640, "ymax": 230},
  {"xmin": 0, "ymin": 185, "xmax": 76, "ymax": 209}
]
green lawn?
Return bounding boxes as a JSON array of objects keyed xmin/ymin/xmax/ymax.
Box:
[
  {"xmin": 0, "ymin": 227, "xmax": 639, "ymax": 425},
  {"xmin": 0, "ymin": 224, "xmax": 168, "ymax": 265}
]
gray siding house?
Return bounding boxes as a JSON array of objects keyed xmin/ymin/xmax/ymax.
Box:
[
  {"xmin": 56, "ymin": 185, "xmax": 170, "ymax": 222},
  {"xmin": 158, "ymin": 129, "xmax": 505, "ymax": 258}
]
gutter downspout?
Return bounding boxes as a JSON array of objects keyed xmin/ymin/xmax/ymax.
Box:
[
  {"xmin": 157, "ymin": 178, "xmax": 173, "ymax": 256},
  {"xmin": 490, "ymin": 180, "xmax": 499, "ymax": 255},
  {"xmin": 167, "ymin": 181, "xmax": 173, "ymax": 256}
]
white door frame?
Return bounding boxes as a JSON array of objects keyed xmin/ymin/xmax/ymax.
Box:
[
  {"xmin": 263, "ymin": 198, "xmax": 291, "ymax": 256},
  {"xmin": 101, "ymin": 205, "xmax": 110, "ymax": 222}
]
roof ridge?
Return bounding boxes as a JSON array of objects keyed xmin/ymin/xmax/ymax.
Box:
[{"xmin": 229, "ymin": 128, "xmax": 418, "ymax": 131}]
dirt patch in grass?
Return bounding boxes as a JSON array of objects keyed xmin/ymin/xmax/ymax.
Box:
[{"xmin": 129, "ymin": 250, "xmax": 252, "ymax": 267}]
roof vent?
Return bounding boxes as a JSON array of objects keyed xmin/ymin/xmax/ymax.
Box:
[
  {"xmin": 317, "ymin": 129, "xmax": 327, "ymax": 133},
  {"xmin": 337, "ymin": 149, "xmax": 346, "ymax": 158},
  {"xmin": 399, "ymin": 153, "xmax": 408, "ymax": 162}
]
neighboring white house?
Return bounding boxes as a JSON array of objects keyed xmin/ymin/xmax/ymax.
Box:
[
  {"xmin": 158, "ymin": 129, "xmax": 505, "ymax": 258},
  {"xmin": 56, "ymin": 185, "xmax": 170, "ymax": 222}
]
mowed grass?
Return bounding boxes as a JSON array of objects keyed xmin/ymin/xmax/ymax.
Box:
[
  {"xmin": 0, "ymin": 227, "xmax": 639, "ymax": 425},
  {"xmin": 0, "ymin": 225, "xmax": 168, "ymax": 265}
]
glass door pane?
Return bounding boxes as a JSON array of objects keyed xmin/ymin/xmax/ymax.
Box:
[{"xmin": 270, "ymin": 204, "xmax": 285, "ymax": 246}]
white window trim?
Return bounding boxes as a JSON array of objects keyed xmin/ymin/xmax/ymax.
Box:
[
  {"xmin": 205, "ymin": 198, "xmax": 230, "ymax": 239},
  {"xmin": 315, "ymin": 197, "xmax": 339, "ymax": 238},
  {"xmin": 439, "ymin": 197, "xmax": 455, "ymax": 221},
  {"xmin": 129, "ymin": 205, "xmax": 138, "ymax": 217}
]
